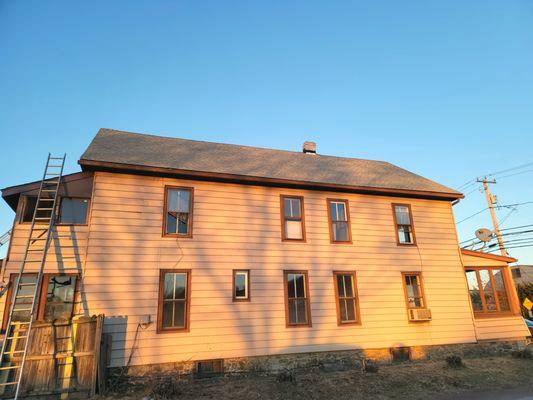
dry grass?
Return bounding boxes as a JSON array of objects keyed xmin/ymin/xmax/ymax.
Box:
[{"xmin": 103, "ymin": 356, "xmax": 533, "ymax": 400}]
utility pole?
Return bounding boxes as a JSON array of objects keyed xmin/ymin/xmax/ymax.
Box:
[{"xmin": 477, "ymin": 177, "xmax": 506, "ymax": 256}]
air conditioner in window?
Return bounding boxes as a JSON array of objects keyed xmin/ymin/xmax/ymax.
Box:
[{"xmin": 408, "ymin": 308, "xmax": 432, "ymax": 321}]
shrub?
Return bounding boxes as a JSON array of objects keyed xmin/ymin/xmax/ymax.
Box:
[
  {"xmin": 150, "ymin": 379, "xmax": 184, "ymax": 399},
  {"xmin": 276, "ymin": 369, "xmax": 295, "ymax": 382},
  {"xmin": 511, "ymin": 348, "xmax": 532, "ymax": 359},
  {"xmin": 446, "ymin": 355, "xmax": 464, "ymax": 369},
  {"xmin": 361, "ymin": 358, "xmax": 379, "ymax": 373}
]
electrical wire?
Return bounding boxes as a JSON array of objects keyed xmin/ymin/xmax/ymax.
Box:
[
  {"xmin": 486, "ymin": 161, "xmax": 533, "ymax": 178},
  {"xmin": 456, "ymin": 208, "xmax": 488, "ymax": 224}
]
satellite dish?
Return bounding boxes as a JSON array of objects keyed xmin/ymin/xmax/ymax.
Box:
[{"xmin": 475, "ymin": 228, "xmax": 493, "ymax": 242}]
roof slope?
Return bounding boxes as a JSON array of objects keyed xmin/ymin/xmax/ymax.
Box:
[{"xmin": 79, "ymin": 128, "xmax": 462, "ymax": 200}]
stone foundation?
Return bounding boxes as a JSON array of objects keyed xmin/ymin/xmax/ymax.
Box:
[{"xmin": 109, "ymin": 339, "xmax": 529, "ymax": 380}]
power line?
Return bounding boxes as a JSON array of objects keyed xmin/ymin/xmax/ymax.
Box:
[
  {"xmin": 487, "ymin": 243, "xmax": 533, "ymax": 253},
  {"xmin": 456, "ymin": 208, "xmax": 488, "ymax": 224},
  {"xmin": 500, "ymin": 224, "xmax": 533, "ymax": 232},
  {"xmin": 497, "ymin": 168, "xmax": 533, "ymax": 180},
  {"xmin": 459, "ymin": 226, "xmax": 533, "ymax": 246},
  {"xmin": 487, "ymin": 161, "xmax": 533, "ymax": 178}
]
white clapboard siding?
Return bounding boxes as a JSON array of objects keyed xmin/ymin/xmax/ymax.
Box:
[{"xmin": 0, "ymin": 171, "xmax": 528, "ymax": 369}]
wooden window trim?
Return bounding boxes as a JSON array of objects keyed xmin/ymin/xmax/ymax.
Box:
[
  {"xmin": 401, "ymin": 272, "xmax": 428, "ymax": 311},
  {"xmin": 157, "ymin": 269, "xmax": 192, "ymax": 333},
  {"xmin": 392, "ymin": 203, "xmax": 417, "ymax": 246},
  {"xmin": 283, "ymin": 270, "xmax": 312, "ymax": 328},
  {"xmin": 1, "ymin": 273, "xmax": 79, "ymax": 333},
  {"xmin": 19, "ymin": 195, "xmax": 36, "ymax": 225},
  {"xmin": 163, "ymin": 186, "xmax": 194, "ymax": 238},
  {"xmin": 280, "ymin": 195, "xmax": 306, "ymax": 242},
  {"xmin": 332, "ymin": 271, "xmax": 361, "ymax": 326},
  {"xmin": 232, "ymin": 269, "xmax": 250, "ymax": 302},
  {"xmin": 464, "ymin": 266, "xmax": 516, "ymax": 318},
  {"xmin": 327, "ymin": 199, "xmax": 353, "ymax": 244},
  {"xmin": 56, "ymin": 197, "xmax": 91, "ymax": 226}
]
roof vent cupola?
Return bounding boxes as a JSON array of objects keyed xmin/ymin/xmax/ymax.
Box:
[{"xmin": 302, "ymin": 141, "xmax": 317, "ymax": 154}]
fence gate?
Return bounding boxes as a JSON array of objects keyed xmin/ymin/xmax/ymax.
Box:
[{"xmin": 0, "ymin": 315, "xmax": 104, "ymax": 399}]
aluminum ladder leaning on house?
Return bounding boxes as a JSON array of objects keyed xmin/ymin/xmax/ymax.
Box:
[{"xmin": 0, "ymin": 153, "xmax": 66, "ymax": 399}]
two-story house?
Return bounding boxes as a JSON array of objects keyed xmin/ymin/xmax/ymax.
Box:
[{"xmin": 0, "ymin": 128, "xmax": 529, "ymax": 373}]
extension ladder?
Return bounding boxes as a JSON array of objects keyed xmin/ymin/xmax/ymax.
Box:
[{"xmin": 0, "ymin": 154, "xmax": 66, "ymax": 399}]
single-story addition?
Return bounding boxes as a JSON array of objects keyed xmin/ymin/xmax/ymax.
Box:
[{"xmin": 0, "ymin": 128, "xmax": 529, "ymax": 374}]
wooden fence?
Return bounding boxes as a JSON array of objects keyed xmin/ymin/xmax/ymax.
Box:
[{"xmin": 0, "ymin": 315, "xmax": 104, "ymax": 399}]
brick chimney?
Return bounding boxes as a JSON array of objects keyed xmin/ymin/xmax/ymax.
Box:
[{"xmin": 302, "ymin": 141, "xmax": 317, "ymax": 154}]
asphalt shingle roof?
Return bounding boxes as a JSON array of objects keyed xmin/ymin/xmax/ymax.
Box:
[{"xmin": 79, "ymin": 128, "xmax": 462, "ymax": 199}]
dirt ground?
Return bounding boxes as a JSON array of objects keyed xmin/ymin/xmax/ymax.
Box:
[{"xmin": 102, "ymin": 355, "xmax": 533, "ymax": 400}]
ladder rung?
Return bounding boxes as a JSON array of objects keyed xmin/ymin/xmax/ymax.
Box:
[
  {"xmin": 36, "ymin": 208, "xmax": 54, "ymax": 211},
  {"xmin": 5, "ymin": 335, "xmax": 28, "ymax": 340},
  {"xmin": 0, "ymin": 365, "xmax": 21, "ymax": 371},
  {"xmin": 17, "ymin": 283, "xmax": 36, "ymax": 287},
  {"xmin": 41, "ymin": 190, "xmax": 57, "ymax": 192},
  {"xmin": 14, "ymin": 295, "xmax": 34, "ymax": 299},
  {"xmin": 12, "ymin": 308, "xmax": 32, "ymax": 312},
  {"xmin": 38, "ymin": 198, "xmax": 55, "ymax": 201},
  {"xmin": 9, "ymin": 322, "xmax": 30, "ymax": 326},
  {"xmin": 0, "ymin": 381, "xmax": 19, "ymax": 386}
]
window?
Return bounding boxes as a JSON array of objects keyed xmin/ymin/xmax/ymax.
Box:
[
  {"xmin": 284, "ymin": 271, "xmax": 311, "ymax": 326},
  {"xmin": 40, "ymin": 275, "xmax": 78, "ymax": 320},
  {"xmin": 58, "ymin": 198, "xmax": 89, "ymax": 224},
  {"xmin": 20, "ymin": 196, "xmax": 42, "ymax": 223},
  {"xmin": 392, "ymin": 204, "xmax": 416, "ymax": 245},
  {"xmin": 328, "ymin": 199, "xmax": 352, "ymax": 243},
  {"xmin": 281, "ymin": 196, "xmax": 305, "ymax": 241},
  {"xmin": 233, "ymin": 270, "xmax": 250, "ymax": 301},
  {"xmin": 402, "ymin": 273, "xmax": 426, "ymax": 309},
  {"xmin": 333, "ymin": 272, "xmax": 360, "ymax": 325},
  {"xmin": 158, "ymin": 270, "xmax": 191, "ymax": 332},
  {"xmin": 465, "ymin": 267, "xmax": 511, "ymax": 315},
  {"xmin": 164, "ymin": 187, "xmax": 193, "ymax": 237},
  {"xmin": 2, "ymin": 273, "xmax": 78, "ymax": 332}
]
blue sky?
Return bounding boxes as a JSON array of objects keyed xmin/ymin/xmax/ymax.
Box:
[{"xmin": 1, "ymin": 1, "xmax": 532, "ymax": 262}]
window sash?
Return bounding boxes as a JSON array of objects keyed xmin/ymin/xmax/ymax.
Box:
[
  {"xmin": 159, "ymin": 270, "xmax": 190, "ymax": 331},
  {"xmin": 233, "ymin": 270, "xmax": 249, "ymax": 300},
  {"xmin": 281, "ymin": 196, "xmax": 305, "ymax": 240},
  {"xmin": 465, "ymin": 267, "xmax": 511, "ymax": 314},
  {"xmin": 335, "ymin": 273, "xmax": 358, "ymax": 323},
  {"xmin": 402, "ymin": 273, "xmax": 425, "ymax": 310},
  {"xmin": 165, "ymin": 187, "xmax": 193, "ymax": 236},
  {"xmin": 58, "ymin": 198, "xmax": 89, "ymax": 225},
  {"xmin": 285, "ymin": 272, "xmax": 310, "ymax": 326},
  {"xmin": 393, "ymin": 204, "xmax": 415, "ymax": 244},
  {"xmin": 404, "ymin": 274, "xmax": 426, "ymax": 309},
  {"xmin": 329, "ymin": 200, "xmax": 351, "ymax": 242},
  {"xmin": 330, "ymin": 202, "xmax": 347, "ymax": 222}
]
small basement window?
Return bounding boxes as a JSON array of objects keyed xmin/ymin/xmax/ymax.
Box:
[
  {"xmin": 391, "ymin": 347, "xmax": 411, "ymax": 362},
  {"xmin": 58, "ymin": 198, "xmax": 89, "ymax": 224},
  {"xmin": 195, "ymin": 359, "xmax": 224, "ymax": 378}
]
